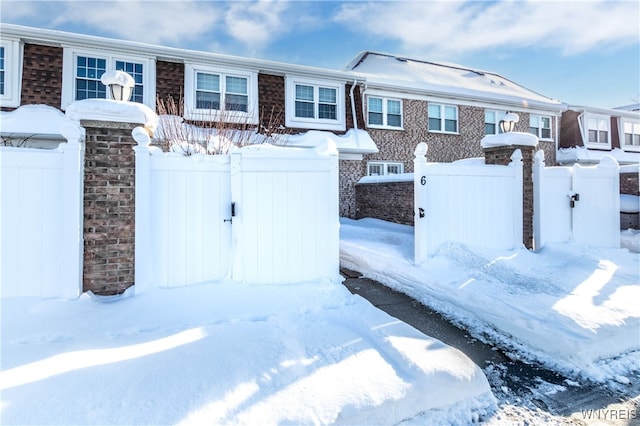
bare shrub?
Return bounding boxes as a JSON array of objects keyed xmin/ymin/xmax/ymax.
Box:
[
  {"xmin": 1, "ymin": 134, "xmax": 34, "ymax": 147},
  {"xmin": 154, "ymin": 95, "xmax": 288, "ymax": 155}
]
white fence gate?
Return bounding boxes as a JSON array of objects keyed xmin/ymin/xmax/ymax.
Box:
[
  {"xmin": 134, "ymin": 137, "xmax": 340, "ymax": 290},
  {"xmin": 533, "ymin": 151, "xmax": 620, "ymax": 248},
  {"xmin": 0, "ymin": 143, "xmax": 84, "ymax": 298},
  {"xmin": 413, "ymin": 142, "xmax": 523, "ymax": 263}
]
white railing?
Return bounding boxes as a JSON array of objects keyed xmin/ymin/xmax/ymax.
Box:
[{"xmin": 414, "ymin": 143, "xmax": 523, "ymax": 263}]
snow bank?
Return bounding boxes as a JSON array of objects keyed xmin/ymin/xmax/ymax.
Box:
[
  {"xmin": 340, "ymin": 218, "xmax": 640, "ymax": 383},
  {"xmin": 66, "ymin": 99, "xmax": 158, "ymax": 132},
  {"xmin": 0, "ymin": 104, "xmax": 83, "ymax": 141},
  {"xmin": 621, "ymin": 194, "xmax": 640, "ymax": 213},
  {"xmin": 557, "ymin": 146, "xmax": 640, "ymax": 165},
  {"xmin": 1, "ymin": 279, "xmax": 495, "ymax": 425}
]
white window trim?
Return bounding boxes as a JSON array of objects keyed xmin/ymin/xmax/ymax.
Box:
[
  {"xmin": 285, "ymin": 76, "xmax": 345, "ymax": 131},
  {"xmin": 428, "ymin": 103, "xmax": 459, "ymax": 134},
  {"xmin": 580, "ymin": 112, "xmax": 611, "ymax": 150},
  {"xmin": 367, "ymin": 161, "xmax": 404, "ymax": 176},
  {"xmin": 530, "ymin": 114, "xmax": 553, "ymax": 141},
  {"xmin": 184, "ymin": 63, "xmax": 258, "ymax": 124},
  {"xmin": 366, "ymin": 96, "xmax": 403, "ymax": 130},
  {"xmin": 62, "ymin": 47, "xmax": 156, "ymax": 110},
  {"xmin": 0, "ymin": 38, "xmax": 22, "ymax": 108},
  {"xmin": 620, "ymin": 118, "xmax": 640, "ymax": 152}
]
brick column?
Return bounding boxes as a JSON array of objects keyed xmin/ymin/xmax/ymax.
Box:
[
  {"xmin": 82, "ymin": 120, "xmax": 138, "ymax": 295},
  {"xmin": 484, "ymin": 144, "xmax": 536, "ymax": 249}
]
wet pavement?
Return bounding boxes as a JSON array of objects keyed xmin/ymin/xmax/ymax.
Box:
[{"xmin": 340, "ymin": 269, "xmax": 640, "ymax": 425}]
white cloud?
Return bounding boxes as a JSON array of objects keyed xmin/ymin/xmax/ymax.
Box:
[
  {"xmin": 47, "ymin": 1, "xmax": 222, "ymax": 46},
  {"xmin": 223, "ymin": 0, "xmax": 290, "ymax": 49},
  {"xmin": 334, "ymin": 0, "xmax": 639, "ymax": 58}
]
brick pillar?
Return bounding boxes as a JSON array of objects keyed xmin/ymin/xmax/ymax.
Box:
[
  {"xmin": 82, "ymin": 120, "xmax": 138, "ymax": 295},
  {"xmin": 484, "ymin": 144, "xmax": 536, "ymax": 249}
]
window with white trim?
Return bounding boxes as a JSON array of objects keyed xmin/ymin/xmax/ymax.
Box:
[
  {"xmin": 428, "ymin": 103, "xmax": 458, "ymax": 133},
  {"xmin": 367, "ymin": 161, "xmax": 404, "ymax": 176},
  {"xmin": 621, "ymin": 119, "xmax": 640, "ymax": 152},
  {"xmin": 484, "ymin": 110, "xmax": 509, "ymax": 135},
  {"xmin": 581, "ymin": 113, "xmax": 611, "ymax": 149},
  {"xmin": 62, "ymin": 48, "xmax": 154, "ymax": 109},
  {"xmin": 530, "ymin": 114, "xmax": 552, "ymax": 140},
  {"xmin": 184, "ymin": 64, "xmax": 258, "ymax": 123},
  {"xmin": 285, "ymin": 76, "xmax": 345, "ymax": 131},
  {"xmin": 0, "ymin": 38, "xmax": 21, "ymax": 108},
  {"xmin": 367, "ymin": 96, "xmax": 402, "ymax": 129}
]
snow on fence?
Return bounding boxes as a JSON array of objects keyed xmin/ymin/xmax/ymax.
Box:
[
  {"xmin": 0, "ymin": 142, "xmax": 84, "ymax": 298},
  {"xmin": 413, "ymin": 142, "xmax": 523, "ymax": 263},
  {"xmin": 533, "ymin": 151, "xmax": 620, "ymax": 248},
  {"xmin": 134, "ymin": 131, "xmax": 339, "ymax": 290}
]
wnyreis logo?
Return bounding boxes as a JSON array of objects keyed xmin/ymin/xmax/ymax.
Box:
[{"xmin": 580, "ymin": 409, "xmax": 637, "ymax": 421}]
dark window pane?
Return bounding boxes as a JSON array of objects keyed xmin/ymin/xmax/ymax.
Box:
[
  {"xmin": 541, "ymin": 128, "xmax": 551, "ymax": 139},
  {"xmin": 387, "ymin": 114, "xmax": 401, "ymax": 127},
  {"xmin": 369, "ymin": 112, "xmax": 383, "ymax": 125},
  {"xmin": 445, "ymin": 119, "xmax": 457, "ymax": 132},
  {"xmin": 319, "ymin": 104, "xmax": 336, "ymax": 119},
  {"xmin": 486, "ymin": 123, "xmax": 496, "ymax": 135},
  {"xmin": 429, "ymin": 117, "xmax": 441, "ymax": 131},
  {"xmin": 196, "ymin": 91, "xmax": 220, "ymax": 109},
  {"xmin": 295, "ymin": 101, "xmax": 314, "ymax": 118},
  {"xmin": 226, "ymin": 94, "xmax": 248, "ymax": 112},
  {"xmin": 588, "ymin": 130, "xmax": 598, "ymax": 142}
]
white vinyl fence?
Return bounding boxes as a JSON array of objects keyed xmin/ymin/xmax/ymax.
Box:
[
  {"xmin": 533, "ymin": 151, "xmax": 620, "ymax": 248},
  {"xmin": 0, "ymin": 142, "xmax": 84, "ymax": 298},
  {"xmin": 134, "ymin": 133, "xmax": 339, "ymax": 290},
  {"xmin": 413, "ymin": 143, "xmax": 523, "ymax": 263}
]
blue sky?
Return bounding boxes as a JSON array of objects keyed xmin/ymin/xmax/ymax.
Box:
[{"xmin": 2, "ymin": 0, "xmax": 639, "ymax": 108}]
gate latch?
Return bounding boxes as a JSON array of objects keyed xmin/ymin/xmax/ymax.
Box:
[
  {"xmin": 418, "ymin": 207, "xmax": 425, "ymax": 218},
  {"xmin": 568, "ymin": 192, "xmax": 580, "ymax": 208},
  {"xmin": 224, "ymin": 202, "xmax": 236, "ymax": 223}
]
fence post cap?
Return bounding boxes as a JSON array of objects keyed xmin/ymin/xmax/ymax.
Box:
[{"xmin": 414, "ymin": 142, "xmax": 428, "ymax": 157}]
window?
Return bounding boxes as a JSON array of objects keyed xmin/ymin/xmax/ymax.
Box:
[
  {"xmin": 367, "ymin": 96, "xmax": 402, "ymax": 129},
  {"xmin": 428, "ymin": 103, "xmax": 458, "ymax": 133},
  {"xmin": 484, "ymin": 110, "xmax": 509, "ymax": 135},
  {"xmin": 367, "ymin": 161, "xmax": 404, "ymax": 176},
  {"xmin": 581, "ymin": 113, "xmax": 611, "ymax": 149},
  {"xmin": 184, "ymin": 64, "xmax": 258, "ymax": 123},
  {"xmin": 621, "ymin": 119, "xmax": 640, "ymax": 152},
  {"xmin": 62, "ymin": 48, "xmax": 154, "ymax": 109},
  {"xmin": 285, "ymin": 76, "xmax": 345, "ymax": 131},
  {"xmin": 530, "ymin": 115, "xmax": 552, "ymax": 139},
  {"xmin": 0, "ymin": 38, "xmax": 21, "ymax": 108}
]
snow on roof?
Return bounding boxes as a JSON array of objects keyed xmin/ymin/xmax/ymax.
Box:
[
  {"xmin": 347, "ymin": 52, "xmax": 562, "ymax": 110},
  {"xmin": 557, "ymin": 146, "xmax": 640, "ymax": 165},
  {"xmin": 285, "ymin": 129, "xmax": 379, "ymax": 154},
  {"xmin": 615, "ymin": 103, "xmax": 640, "ymax": 112}
]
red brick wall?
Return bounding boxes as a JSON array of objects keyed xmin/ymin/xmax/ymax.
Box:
[
  {"xmin": 621, "ymin": 172, "xmax": 639, "ymax": 196},
  {"xmin": 355, "ymin": 181, "xmax": 414, "ymax": 225},
  {"xmin": 258, "ymin": 73, "xmax": 286, "ymax": 130},
  {"xmin": 155, "ymin": 60, "xmax": 185, "ymax": 112},
  {"xmin": 82, "ymin": 121, "xmax": 137, "ymax": 295},
  {"xmin": 0, "ymin": 43, "xmax": 63, "ymax": 111},
  {"xmin": 484, "ymin": 145, "xmax": 536, "ymax": 249}
]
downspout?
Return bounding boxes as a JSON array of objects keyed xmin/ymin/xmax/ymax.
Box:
[{"xmin": 349, "ymin": 79, "xmax": 360, "ymax": 147}]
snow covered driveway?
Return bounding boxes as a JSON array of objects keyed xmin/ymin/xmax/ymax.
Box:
[
  {"xmin": 1, "ymin": 279, "xmax": 495, "ymax": 425},
  {"xmin": 340, "ymin": 218, "xmax": 640, "ymax": 383}
]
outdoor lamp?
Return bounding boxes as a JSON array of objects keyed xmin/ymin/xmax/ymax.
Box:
[
  {"xmin": 100, "ymin": 70, "xmax": 135, "ymax": 102},
  {"xmin": 499, "ymin": 112, "xmax": 519, "ymax": 133}
]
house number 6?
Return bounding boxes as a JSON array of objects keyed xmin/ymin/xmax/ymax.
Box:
[{"xmin": 420, "ymin": 176, "xmax": 426, "ymax": 185}]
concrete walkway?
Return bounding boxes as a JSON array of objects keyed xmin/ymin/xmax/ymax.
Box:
[{"xmin": 341, "ymin": 268, "xmax": 640, "ymax": 425}]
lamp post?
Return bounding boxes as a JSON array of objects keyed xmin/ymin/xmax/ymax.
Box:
[
  {"xmin": 499, "ymin": 112, "xmax": 519, "ymax": 133},
  {"xmin": 100, "ymin": 70, "xmax": 135, "ymax": 102}
]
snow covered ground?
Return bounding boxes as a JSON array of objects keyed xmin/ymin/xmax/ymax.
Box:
[
  {"xmin": 1, "ymin": 278, "xmax": 495, "ymax": 425},
  {"xmin": 340, "ymin": 218, "xmax": 640, "ymax": 384}
]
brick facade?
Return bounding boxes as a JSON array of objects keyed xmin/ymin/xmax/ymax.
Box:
[
  {"xmin": 621, "ymin": 172, "xmax": 639, "ymax": 196},
  {"xmin": 484, "ymin": 144, "xmax": 536, "ymax": 249},
  {"xmin": 339, "ymin": 160, "xmax": 364, "ymax": 218},
  {"xmin": 82, "ymin": 121, "xmax": 138, "ymax": 295},
  {"xmin": 9, "ymin": 43, "xmax": 63, "ymax": 110},
  {"xmin": 355, "ymin": 181, "xmax": 413, "ymax": 225},
  {"xmin": 155, "ymin": 60, "xmax": 185, "ymax": 110}
]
